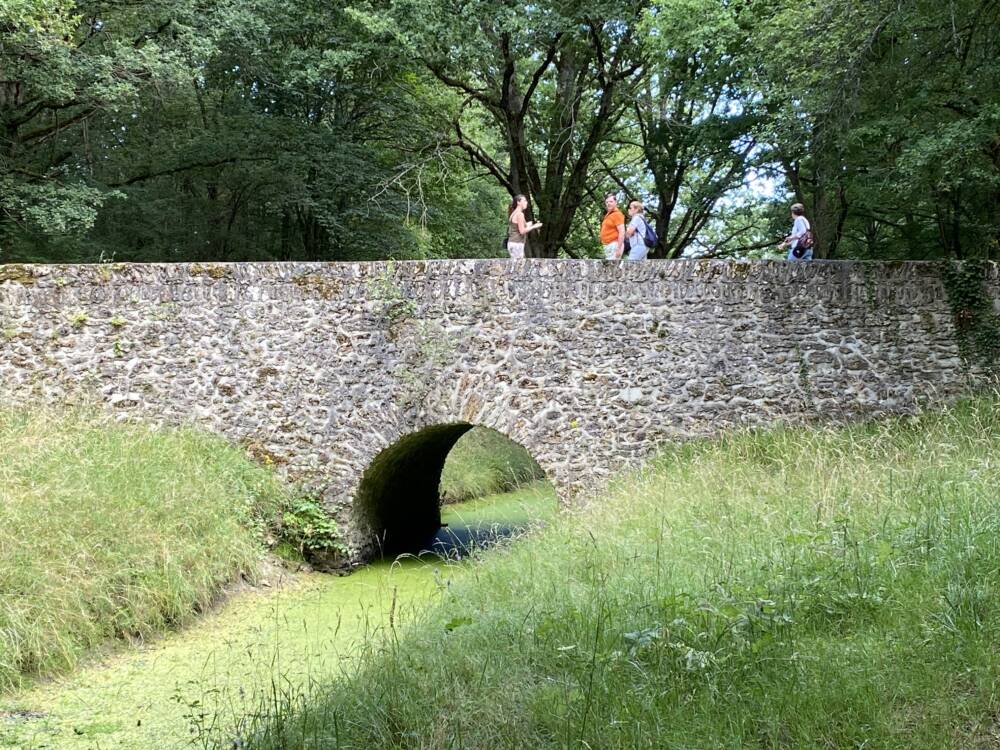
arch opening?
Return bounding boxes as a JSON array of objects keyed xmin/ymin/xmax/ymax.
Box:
[
  {"xmin": 356, "ymin": 423, "xmax": 474, "ymax": 557},
  {"xmin": 355, "ymin": 424, "xmax": 554, "ymax": 559}
]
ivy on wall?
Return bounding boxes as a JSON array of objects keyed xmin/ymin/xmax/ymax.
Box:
[{"xmin": 940, "ymin": 260, "xmax": 1000, "ymax": 371}]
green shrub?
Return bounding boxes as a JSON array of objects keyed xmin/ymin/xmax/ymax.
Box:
[
  {"xmin": 278, "ymin": 496, "xmax": 348, "ymax": 567},
  {"xmin": 0, "ymin": 409, "xmax": 292, "ymax": 692},
  {"xmin": 439, "ymin": 426, "xmax": 544, "ymax": 503},
  {"xmin": 232, "ymin": 396, "xmax": 1000, "ymax": 750}
]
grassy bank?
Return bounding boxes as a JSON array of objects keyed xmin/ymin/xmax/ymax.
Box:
[
  {"xmin": 0, "ymin": 410, "xmax": 290, "ymax": 693},
  {"xmin": 1, "ymin": 489, "xmax": 557, "ymax": 750},
  {"xmin": 234, "ymin": 398, "xmax": 1000, "ymax": 749},
  {"xmin": 439, "ymin": 427, "xmax": 544, "ymax": 503}
]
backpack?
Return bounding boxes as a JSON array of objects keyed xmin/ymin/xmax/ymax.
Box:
[
  {"xmin": 640, "ymin": 217, "xmax": 658, "ymax": 249},
  {"xmin": 798, "ymin": 218, "xmax": 814, "ymax": 249}
]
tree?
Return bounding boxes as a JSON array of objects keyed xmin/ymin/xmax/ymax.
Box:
[
  {"xmin": 392, "ymin": 0, "xmax": 648, "ymax": 257},
  {"xmin": 0, "ymin": 0, "xmax": 208, "ymax": 252},
  {"xmin": 749, "ymin": 0, "xmax": 1000, "ymax": 259},
  {"xmin": 621, "ymin": 0, "xmax": 762, "ymax": 258}
]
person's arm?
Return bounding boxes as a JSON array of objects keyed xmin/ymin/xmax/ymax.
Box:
[
  {"xmin": 779, "ymin": 221, "xmax": 801, "ymax": 247},
  {"xmin": 516, "ymin": 214, "xmax": 543, "ymax": 235},
  {"xmin": 616, "ymin": 221, "xmax": 625, "ymax": 255}
]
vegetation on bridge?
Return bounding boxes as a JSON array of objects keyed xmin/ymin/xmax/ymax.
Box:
[{"xmin": 232, "ymin": 396, "xmax": 1000, "ymax": 749}]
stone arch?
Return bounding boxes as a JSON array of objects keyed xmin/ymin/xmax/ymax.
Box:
[{"xmin": 352, "ymin": 421, "xmax": 555, "ymax": 558}]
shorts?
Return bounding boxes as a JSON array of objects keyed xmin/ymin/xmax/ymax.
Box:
[
  {"xmin": 626, "ymin": 243, "xmax": 649, "ymax": 261},
  {"xmin": 603, "ymin": 242, "xmax": 622, "ymax": 260},
  {"xmin": 507, "ymin": 242, "xmax": 525, "ymax": 260}
]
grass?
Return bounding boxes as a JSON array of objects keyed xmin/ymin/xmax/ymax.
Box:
[
  {"xmin": 227, "ymin": 397, "xmax": 1000, "ymax": 749},
  {"xmin": 0, "ymin": 409, "xmax": 290, "ymax": 693},
  {"xmin": 0, "ymin": 492, "xmax": 557, "ymax": 750},
  {"xmin": 439, "ymin": 427, "xmax": 545, "ymax": 503},
  {"xmin": 440, "ymin": 480, "xmax": 557, "ymax": 529}
]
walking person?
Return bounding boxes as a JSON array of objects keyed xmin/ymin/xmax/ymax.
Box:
[
  {"xmin": 600, "ymin": 193, "xmax": 626, "ymax": 260},
  {"xmin": 624, "ymin": 200, "xmax": 653, "ymax": 261},
  {"xmin": 779, "ymin": 203, "xmax": 814, "ymax": 261},
  {"xmin": 506, "ymin": 194, "xmax": 542, "ymax": 259}
]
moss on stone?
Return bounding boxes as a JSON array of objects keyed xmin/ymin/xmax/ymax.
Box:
[
  {"xmin": 0, "ymin": 265, "xmax": 38, "ymax": 285},
  {"xmin": 189, "ymin": 263, "xmax": 232, "ymax": 280},
  {"xmin": 293, "ymin": 274, "xmax": 342, "ymax": 300}
]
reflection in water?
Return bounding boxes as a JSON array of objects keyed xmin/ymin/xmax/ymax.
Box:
[{"xmin": 417, "ymin": 523, "xmax": 523, "ymax": 559}]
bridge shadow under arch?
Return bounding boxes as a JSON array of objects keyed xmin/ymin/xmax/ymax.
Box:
[{"xmin": 354, "ymin": 423, "xmax": 549, "ymax": 558}]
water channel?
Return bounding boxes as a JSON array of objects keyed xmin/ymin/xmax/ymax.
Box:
[{"xmin": 0, "ymin": 483, "xmax": 556, "ymax": 750}]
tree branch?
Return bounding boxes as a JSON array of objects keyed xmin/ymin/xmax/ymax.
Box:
[
  {"xmin": 450, "ymin": 119, "xmax": 513, "ymax": 193},
  {"xmin": 107, "ymin": 155, "xmax": 274, "ymax": 187}
]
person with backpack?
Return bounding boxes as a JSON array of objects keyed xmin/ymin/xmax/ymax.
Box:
[
  {"xmin": 779, "ymin": 203, "xmax": 814, "ymax": 261},
  {"xmin": 624, "ymin": 200, "xmax": 657, "ymax": 261},
  {"xmin": 505, "ymin": 194, "xmax": 542, "ymax": 259}
]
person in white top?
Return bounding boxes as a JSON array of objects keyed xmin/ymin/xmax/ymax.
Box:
[
  {"xmin": 624, "ymin": 200, "xmax": 651, "ymax": 261},
  {"xmin": 779, "ymin": 203, "xmax": 813, "ymax": 261}
]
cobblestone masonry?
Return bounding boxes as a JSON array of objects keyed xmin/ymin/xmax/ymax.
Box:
[{"xmin": 1, "ymin": 260, "xmax": 996, "ymax": 557}]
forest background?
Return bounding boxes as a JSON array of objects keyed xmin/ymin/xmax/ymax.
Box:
[{"xmin": 2, "ymin": 0, "xmax": 998, "ymax": 264}]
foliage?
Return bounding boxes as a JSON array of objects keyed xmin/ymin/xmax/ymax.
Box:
[
  {"xmin": 941, "ymin": 259, "xmax": 1000, "ymax": 369},
  {"xmin": 228, "ymin": 396, "xmax": 1000, "ymax": 749},
  {"xmin": 0, "ymin": 408, "xmax": 291, "ymax": 692},
  {"xmin": 1, "ymin": 0, "xmax": 505, "ymax": 262},
  {"xmin": 439, "ymin": 426, "xmax": 545, "ymax": 504},
  {"xmin": 278, "ymin": 496, "xmax": 347, "ymax": 561},
  {"xmin": 2, "ymin": 0, "xmax": 999, "ymax": 261},
  {"xmin": 389, "ymin": 0, "xmax": 648, "ymax": 257},
  {"xmin": 748, "ymin": 0, "xmax": 1000, "ymax": 259}
]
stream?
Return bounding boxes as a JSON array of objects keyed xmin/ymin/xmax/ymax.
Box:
[{"xmin": 0, "ymin": 482, "xmax": 555, "ymax": 750}]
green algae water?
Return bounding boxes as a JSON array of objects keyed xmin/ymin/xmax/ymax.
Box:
[{"xmin": 0, "ymin": 483, "xmax": 556, "ymax": 750}]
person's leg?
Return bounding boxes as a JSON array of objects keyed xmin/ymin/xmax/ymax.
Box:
[{"xmin": 507, "ymin": 242, "xmax": 525, "ymax": 260}]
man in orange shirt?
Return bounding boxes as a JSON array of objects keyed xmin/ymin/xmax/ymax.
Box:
[{"xmin": 600, "ymin": 193, "xmax": 626, "ymax": 259}]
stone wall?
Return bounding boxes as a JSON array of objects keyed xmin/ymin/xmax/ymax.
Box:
[{"xmin": 1, "ymin": 260, "xmax": 995, "ymax": 557}]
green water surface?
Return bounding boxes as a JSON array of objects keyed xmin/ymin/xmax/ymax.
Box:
[{"xmin": 0, "ymin": 483, "xmax": 555, "ymax": 750}]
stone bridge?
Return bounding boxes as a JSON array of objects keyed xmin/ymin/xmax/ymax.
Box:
[{"xmin": 1, "ymin": 260, "xmax": 995, "ymax": 558}]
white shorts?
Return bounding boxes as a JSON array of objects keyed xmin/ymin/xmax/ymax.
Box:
[
  {"xmin": 507, "ymin": 242, "xmax": 525, "ymax": 260},
  {"xmin": 603, "ymin": 242, "xmax": 621, "ymax": 260}
]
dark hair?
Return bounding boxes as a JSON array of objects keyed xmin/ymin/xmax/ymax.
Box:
[
  {"xmin": 604, "ymin": 192, "xmax": 617, "ymax": 201},
  {"xmin": 791, "ymin": 203, "xmax": 806, "ymax": 216},
  {"xmin": 508, "ymin": 194, "xmax": 526, "ymax": 216}
]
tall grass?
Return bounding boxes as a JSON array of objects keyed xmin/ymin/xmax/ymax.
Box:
[
  {"xmin": 0, "ymin": 409, "xmax": 289, "ymax": 693},
  {"xmin": 439, "ymin": 427, "xmax": 544, "ymax": 503},
  {"xmin": 230, "ymin": 397, "xmax": 1000, "ymax": 749}
]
